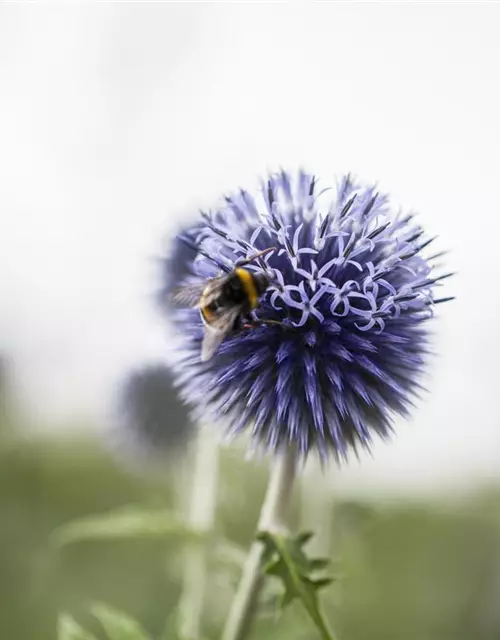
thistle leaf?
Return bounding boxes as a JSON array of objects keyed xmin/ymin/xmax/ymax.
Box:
[
  {"xmin": 295, "ymin": 530, "xmax": 315, "ymax": 546},
  {"xmin": 309, "ymin": 558, "xmax": 331, "ymax": 572},
  {"xmin": 307, "ymin": 577, "xmax": 334, "ymax": 590},
  {"xmin": 57, "ymin": 614, "xmax": 98, "ymax": 640},
  {"xmin": 91, "ymin": 603, "xmax": 152, "ymax": 640},
  {"xmin": 257, "ymin": 530, "xmax": 338, "ymax": 640}
]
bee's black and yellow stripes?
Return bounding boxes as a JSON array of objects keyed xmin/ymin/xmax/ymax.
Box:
[{"xmin": 235, "ymin": 268, "xmax": 259, "ymax": 309}]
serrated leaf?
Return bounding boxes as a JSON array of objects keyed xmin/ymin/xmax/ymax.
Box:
[
  {"xmin": 258, "ymin": 531, "xmax": 334, "ymax": 586},
  {"xmin": 257, "ymin": 530, "xmax": 337, "ymax": 640},
  {"xmin": 309, "ymin": 558, "xmax": 330, "ymax": 572},
  {"xmin": 91, "ymin": 603, "xmax": 152, "ymax": 640},
  {"xmin": 58, "ymin": 614, "xmax": 98, "ymax": 640},
  {"xmin": 280, "ymin": 587, "xmax": 296, "ymax": 609},
  {"xmin": 305, "ymin": 577, "xmax": 334, "ymax": 590},
  {"xmin": 295, "ymin": 530, "xmax": 315, "ymax": 546},
  {"xmin": 51, "ymin": 505, "xmax": 203, "ymax": 547},
  {"xmin": 264, "ymin": 556, "xmax": 282, "ymax": 575}
]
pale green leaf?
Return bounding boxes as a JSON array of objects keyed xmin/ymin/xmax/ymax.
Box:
[
  {"xmin": 58, "ymin": 614, "xmax": 98, "ymax": 640},
  {"xmin": 91, "ymin": 603, "xmax": 152, "ymax": 640},
  {"xmin": 51, "ymin": 505, "xmax": 203, "ymax": 547}
]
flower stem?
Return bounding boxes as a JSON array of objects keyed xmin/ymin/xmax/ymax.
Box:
[
  {"xmin": 300, "ymin": 460, "xmax": 334, "ymax": 557},
  {"xmin": 221, "ymin": 447, "xmax": 297, "ymax": 640},
  {"xmin": 177, "ymin": 426, "xmax": 219, "ymax": 640}
]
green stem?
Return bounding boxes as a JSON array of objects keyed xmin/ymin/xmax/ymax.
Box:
[
  {"xmin": 221, "ymin": 448, "xmax": 297, "ymax": 640},
  {"xmin": 177, "ymin": 426, "xmax": 219, "ymax": 640},
  {"xmin": 300, "ymin": 460, "xmax": 334, "ymax": 557}
]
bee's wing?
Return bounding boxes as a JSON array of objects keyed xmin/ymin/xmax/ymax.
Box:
[
  {"xmin": 199, "ymin": 276, "xmax": 229, "ymax": 306},
  {"xmin": 201, "ymin": 306, "xmax": 242, "ymax": 361},
  {"xmin": 171, "ymin": 276, "xmax": 227, "ymax": 308},
  {"xmin": 171, "ymin": 281, "xmax": 209, "ymax": 308}
]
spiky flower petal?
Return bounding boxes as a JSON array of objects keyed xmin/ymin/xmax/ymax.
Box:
[{"xmin": 161, "ymin": 171, "xmax": 452, "ymax": 460}]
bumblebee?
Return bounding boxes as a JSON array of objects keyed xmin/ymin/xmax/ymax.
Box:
[{"xmin": 172, "ymin": 248, "xmax": 275, "ymax": 361}]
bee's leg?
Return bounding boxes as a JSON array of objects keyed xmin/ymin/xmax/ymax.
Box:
[
  {"xmin": 235, "ymin": 247, "xmax": 276, "ymax": 267},
  {"xmin": 242, "ymin": 318, "xmax": 285, "ymax": 329},
  {"xmin": 232, "ymin": 315, "xmax": 244, "ymax": 331},
  {"xmin": 256, "ymin": 319, "xmax": 283, "ymax": 327}
]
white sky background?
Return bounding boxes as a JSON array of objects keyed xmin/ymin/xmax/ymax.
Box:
[{"xmin": 0, "ymin": 3, "xmax": 498, "ymax": 495}]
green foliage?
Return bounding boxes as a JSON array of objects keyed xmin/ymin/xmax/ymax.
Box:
[
  {"xmin": 91, "ymin": 603, "xmax": 153, "ymax": 640},
  {"xmin": 58, "ymin": 605, "xmax": 154, "ymax": 640},
  {"xmin": 58, "ymin": 614, "xmax": 98, "ymax": 640},
  {"xmin": 258, "ymin": 530, "xmax": 337, "ymax": 640},
  {"xmin": 3, "ymin": 431, "xmax": 500, "ymax": 640},
  {"xmin": 51, "ymin": 506, "xmax": 203, "ymax": 547}
]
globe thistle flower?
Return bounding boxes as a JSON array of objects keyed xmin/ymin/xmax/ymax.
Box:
[
  {"xmin": 162, "ymin": 171, "xmax": 453, "ymax": 461},
  {"xmin": 112, "ymin": 363, "xmax": 195, "ymax": 459},
  {"xmin": 159, "ymin": 222, "xmax": 203, "ymax": 311}
]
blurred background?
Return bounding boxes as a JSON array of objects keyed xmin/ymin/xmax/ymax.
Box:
[{"xmin": 1, "ymin": 3, "xmax": 499, "ymax": 640}]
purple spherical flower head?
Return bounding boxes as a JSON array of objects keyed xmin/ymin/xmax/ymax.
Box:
[
  {"xmin": 164, "ymin": 171, "xmax": 453, "ymax": 461},
  {"xmin": 159, "ymin": 222, "xmax": 204, "ymax": 310}
]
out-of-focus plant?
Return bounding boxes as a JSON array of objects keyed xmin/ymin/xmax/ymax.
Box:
[
  {"xmin": 0, "ymin": 355, "xmax": 18, "ymax": 440},
  {"xmin": 58, "ymin": 603, "xmax": 153, "ymax": 640},
  {"xmin": 176, "ymin": 425, "xmax": 219, "ymax": 640},
  {"xmin": 110, "ymin": 364, "xmax": 196, "ymax": 460},
  {"xmin": 300, "ymin": 461, "xmax": 334, "ymax": 559},
  {"xmin": 53, "ymin": 363, "xmax": 223, "ymax": 640}
]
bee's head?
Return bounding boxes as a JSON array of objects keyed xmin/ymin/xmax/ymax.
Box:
[{"xmin": 253, "ymin": 272, "xmax": 271, "ymax": 296}]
